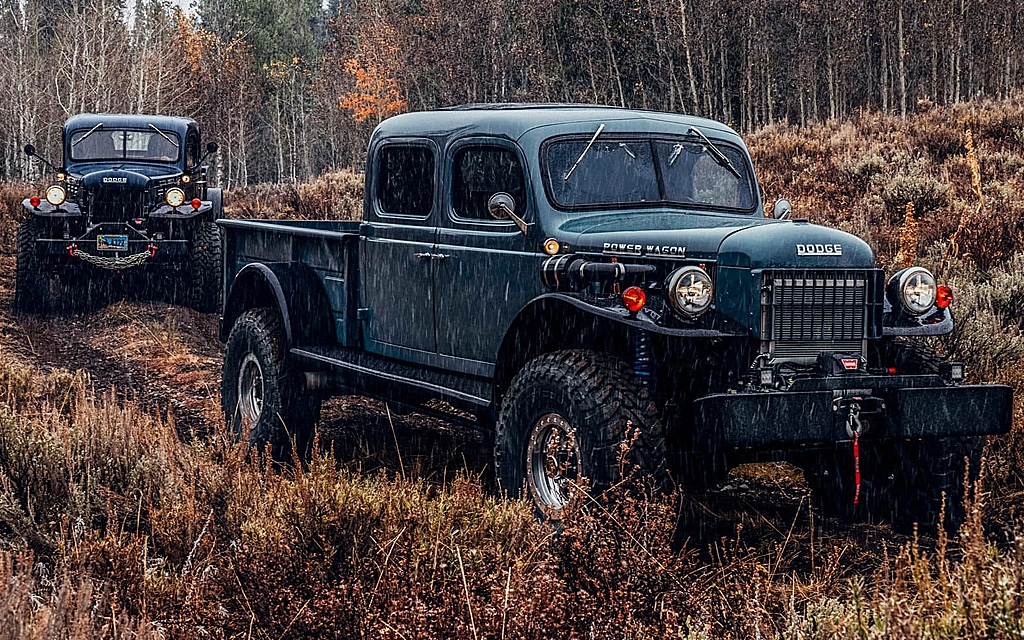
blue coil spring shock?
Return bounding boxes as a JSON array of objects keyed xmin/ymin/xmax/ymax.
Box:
[{"xmin": 633, "ymin": 330, "xmax": 655, "ymax": 390}]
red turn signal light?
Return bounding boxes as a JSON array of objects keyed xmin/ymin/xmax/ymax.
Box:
[
  {"xmin": 936, "ymin": 284, "xmax": 953, "ymax": 309},
  {"xmin": 29, "ymin": 196, "xmax": 40, "ymax": 208},
  {"xmin": 622, "ymin": 286, "xmax": 646, "ymax": 313},
  {"xmin": 191, "ymin": 198, "xmax": 202, "ymax": 210}
]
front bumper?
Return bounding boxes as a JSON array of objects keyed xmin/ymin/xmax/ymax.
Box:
[{"xmin": 694, "ymin": 375, "xmax": 1013, "ymax": 448}]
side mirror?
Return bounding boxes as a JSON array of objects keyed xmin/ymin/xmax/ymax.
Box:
[
  {"xmin": 206, "ymin": 141, "xmax": 218, "ymax": 154},
  {"xmin": 487, "ymin": 192, "xmax": 529, "ymax": 235},
  {"xmin": 487, "ymin": 192, "xmax": 515, "ymax": 220},
  {"xmin": 772, "ymin": 198, "xmax": 792, "ymax": 220},
  {"xmin": 24, "ymin": 144, "xmax": 35, "ymax": 157}
]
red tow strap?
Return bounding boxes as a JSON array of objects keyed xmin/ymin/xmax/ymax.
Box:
[{"xmin": 852, "ymin": 430, "xmax": 861, "ymax": 505}]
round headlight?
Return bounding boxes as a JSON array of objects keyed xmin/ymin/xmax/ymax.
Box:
[
  {"xmin": 45, "ymin": 185, "xmax": 66, "ymax": 206},
  {"xmin": 667, "ymin": 266, "xmax": 713, "ymax": 317},
  {"xmin": 165, "ymin": 188, "xmax": 185, "ymax": 208},
  {"xmin": 898, "ymin": 267, "xmax": 937, "ymax": 315}
]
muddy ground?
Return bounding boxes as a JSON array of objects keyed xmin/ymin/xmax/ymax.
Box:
[{"xmin": 0, "ymin": 254, "xmax": 921, "ymax": 568}]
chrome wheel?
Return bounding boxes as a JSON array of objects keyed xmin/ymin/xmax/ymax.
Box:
[
  {"xmin": 526, "ymin": 413, "xmax": 581, "ymax": 514},
  {"xmin": 237, "ymin": 353, "xmax": 264, "ymax": 427}
]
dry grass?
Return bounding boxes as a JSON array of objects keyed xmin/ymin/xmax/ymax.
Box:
[{"xmin": 224, "ymin": 169, "xmax": 363, "ymax": 221}]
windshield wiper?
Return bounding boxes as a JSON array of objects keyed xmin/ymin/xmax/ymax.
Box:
[
  {"xmin": 148, "ymin": 124, "xmax": 179, "ymax": 148},
  {"xmin": 687, "ymin": 126, "xmax": 741, "ymax": 179},
  {"xmin": 563, "ymin": 123, "xmax": 605, "ymax": 181},
  {"xmin": 71, "ymin": 122, "xmax": 104, "ymax": 147}
]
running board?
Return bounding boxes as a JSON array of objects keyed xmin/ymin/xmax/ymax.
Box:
[{"xmin": 291, "ymin": 346, "xmax": 492, "ymax": 409}]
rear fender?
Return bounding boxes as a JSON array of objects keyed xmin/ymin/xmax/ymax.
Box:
[{"xmin": 220, "ymin": 262, "xmax": 333, "ymax": 349}]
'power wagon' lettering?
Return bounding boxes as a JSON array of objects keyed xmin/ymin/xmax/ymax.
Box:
[{"xmin": 603, "ymin": 243, "xmax": 642, "ymax": 256}]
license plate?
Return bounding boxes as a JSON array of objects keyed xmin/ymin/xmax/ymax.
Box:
[{"xmin": 96, "ymin": 235, "xmax": 129, "ymax": 251}]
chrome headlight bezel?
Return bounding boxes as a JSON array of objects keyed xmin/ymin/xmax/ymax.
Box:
[
  {"xmin": 165, "ymin": 187, "xmax": 186, "ymax": 208},
  {"xmin": 666, "ymin": 266, "xmax": 713, "ymax": 317},
  {"xmin": 45, "ymin": 185, "xmax": 66, "ymax": 206},
  {"xmin": 897, "ymin": 266, "xmax": 937, "ymax": 315}
]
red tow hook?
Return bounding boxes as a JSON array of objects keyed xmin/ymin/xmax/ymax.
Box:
[
  {"xmin": 147, "ymin": 244, "xmax": 158, "ymax": 258},
  {"xmin": 66, "ymin": 243, "xmax": 77, "ymax": 257}
]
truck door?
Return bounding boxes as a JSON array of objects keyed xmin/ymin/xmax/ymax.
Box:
[
  {"xmin": 360, "ymin": 140, "xmax": 439, "ymax": 359},
  {"xmin": 434, "ymin": 141, "xmax": 539, "ymax": 374}
]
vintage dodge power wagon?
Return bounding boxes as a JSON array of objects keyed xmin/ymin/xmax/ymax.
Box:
[
  {"xmin": 18, "ymin": 114, "xmax": 223, "ymax": 313},
  {"xmin": 218, "ymin": 105, "xmax": 1011, "ymax": 532}
]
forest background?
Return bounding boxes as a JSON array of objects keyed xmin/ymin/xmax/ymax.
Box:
[{"xmin": 1, "ymin": 0, "xmax": 1021, "ymax": 187}]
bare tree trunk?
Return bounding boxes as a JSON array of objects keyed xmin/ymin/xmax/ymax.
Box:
[
  {"xmin": 679, "ymin": 0, "xmax": 699, "ymax": 113},
  {"xmin": 898, "ymin": 1, "xmax": 907, "ymax": 117}
]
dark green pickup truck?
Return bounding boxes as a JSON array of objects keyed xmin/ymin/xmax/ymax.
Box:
[{"xmin": 218, "ymin": 104, "xmax": 1011, "ymax": 532}]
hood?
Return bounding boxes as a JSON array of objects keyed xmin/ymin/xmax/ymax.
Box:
[
  {"xmin": 73, "ymin": 163, "xmax": 180, "ymax": 186},
  {"xmin": 717, "ymin": 220, "xmax": 874, "ymax": 269},
  {"xmin": 80, "ymin": 167, "xmax": 154, "ymax": 191},
  {"xmin": 555, "ymin": 211, "xmax": 771, "ymax": 260},
  {"xmin": 553, "ymin": 211, "xmax": 875, "ymax": 267}
]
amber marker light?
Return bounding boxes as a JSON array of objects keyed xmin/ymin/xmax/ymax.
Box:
[
  {"xmin": 936, "ymin": 284, "xmax": 953, "ymax": 308},
  {"xmin": 191, "ymin": 198, "xmax": 202, "ymax": 210},
  {"xmin": 543, "ymin": 238, "xmax": 560, "ymax": 255},
  {"xmin": 622, "ymin": 286, "xmax": 646, "ymax": 313}
]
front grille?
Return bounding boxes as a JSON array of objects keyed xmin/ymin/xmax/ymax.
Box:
[
  {"xmin": 762, "ymin": 269, "xmax": 884, "ymax": 359},
  {"xmin": 87, "ymin": 188, "xmax": 146, "ymax": 222}
]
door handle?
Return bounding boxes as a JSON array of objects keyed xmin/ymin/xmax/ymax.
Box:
[{"xmin": 413, "ymin": 252, "xmax": 451, "ymax": 261}]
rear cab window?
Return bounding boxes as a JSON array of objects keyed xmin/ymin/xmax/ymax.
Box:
[{"xmin": 375, "ymin": 144, "xmax": 436, "ymax": 219}]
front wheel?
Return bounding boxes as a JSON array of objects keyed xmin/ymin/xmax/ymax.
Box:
[
  {"xmin": 220, "ymin": 308, "xmax": 319, "ymax": 460},
  {"xmin": 189, "ymin": 221, "xmax": 222, "ymax": 313},
  {"xmin": 494, "ymin": 350, "xmax": 666, "ymax": 517},
  {"xmin": 14, "ymin": 218, "xmax": 50, "ymax": 314}
]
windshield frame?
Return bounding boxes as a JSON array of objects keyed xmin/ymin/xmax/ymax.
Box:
[
  {"xmin": 66, "ymin": 127, "xmax": 183, "ymax": 164},
  {"xmin": 540, "ymin": 132, "xmax": 759, "ymax": 215}
]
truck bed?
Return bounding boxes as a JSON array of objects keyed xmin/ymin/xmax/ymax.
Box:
[{"xmin": 219, "ymin": 218, "xmax": 361, "ymax": 345}]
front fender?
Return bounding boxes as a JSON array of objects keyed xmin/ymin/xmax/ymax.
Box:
[
  {"xmin": 23, "ymin": 199, "xmax": 83, "ymax": 217},
  {"xmin": 220, "ymin": 262, "xmax": 333, "ymax": 349}
]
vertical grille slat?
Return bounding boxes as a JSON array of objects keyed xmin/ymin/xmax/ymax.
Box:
[{"xmin": 763, "ymin": 269, "xmax": 883, "ymax": 360}]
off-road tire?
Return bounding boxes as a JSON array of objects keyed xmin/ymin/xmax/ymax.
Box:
[
  {"xmin": 14, "ymin": 218, "xmax": 50, "ymax": 314},
  {"xmin": 221, "ymin": 308, "xmax": 319, "ymax": 461},
  {"xmin": 494, "ymin": 350, "xmax": 666, "ymax": 517},
  {"xmin": 804, "ymin": 339, "xmax": 984, "ymax": 534},
  {"xmin": 189, "ymin": 221, "xmax": 222, "ymax": 313}
]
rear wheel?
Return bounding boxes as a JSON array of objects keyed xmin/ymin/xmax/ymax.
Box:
[
  {"xmin": 494, "ymin": 350, "xmax": 666, "ymax": 517},
  {"xmin": 221, "ymin": 308, "xmax": 319, "ymax": 460}
]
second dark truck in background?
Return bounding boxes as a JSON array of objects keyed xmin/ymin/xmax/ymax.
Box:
[
  {"xmin": 18, "ymin": 113, "xmax": 223, "ymax": 313},
  {"xmin": 217, "ymin": 105, "xmax": 1012, "ymax": 532}
]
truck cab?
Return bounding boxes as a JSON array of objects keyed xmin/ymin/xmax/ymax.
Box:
[{"xmin": 218, "ymin": 105, "xmax": 1012, "ymax": 533}]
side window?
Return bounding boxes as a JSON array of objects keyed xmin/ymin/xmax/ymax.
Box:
[
  {"xmin": 452, "ymin": 146, "xmax": 526, "ymax": 221},
  {"xmin": 185, "ymin": 133, "xmax": 199, "ymax": 167},
  {"xmin": 377, "ymin": 145, "xmax": 435, "ymax": 217}
]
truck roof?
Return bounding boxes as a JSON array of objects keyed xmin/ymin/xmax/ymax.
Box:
[
  {"xmin": 63, "ymin": 113, "xmax": 197, "ymax": 137},
  {"xmin": 372, "ymin": 104, "xmax": 742, "ymax": 145}
]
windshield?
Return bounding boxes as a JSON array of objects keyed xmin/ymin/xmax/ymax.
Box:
[
  {"xmin": 545, "ymin": 136, "xmax": 757, "ymax": 212},
  {"xmin": 68, "ymin": 128, "xmax": 181, "ymax": 163}
]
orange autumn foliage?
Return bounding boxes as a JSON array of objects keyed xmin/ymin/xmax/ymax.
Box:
[{"xmin": 339, "ymin": 58, "xmax": 407, "ymax": 124}]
